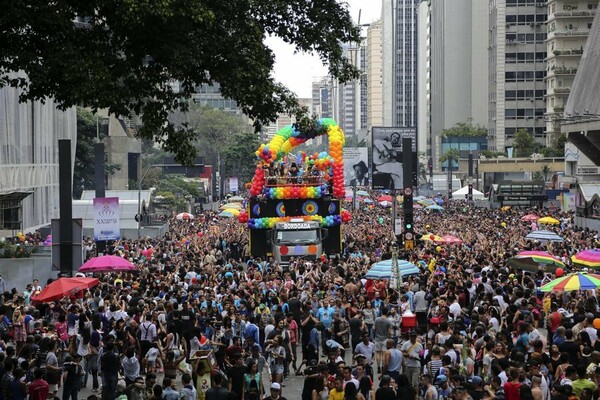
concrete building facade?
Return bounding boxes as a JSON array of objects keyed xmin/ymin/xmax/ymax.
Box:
[
  {"xmin": 367, "ymin": 20, "xmax": 384, "ymax": 134},
  {"xmin": 0, "ymin": 76, "xmax": 77, "ymax": 234},
  {"xmin": 418, "ymin": 0, "xmax": 489, "ymax": 169},
  {"xmin": 545, "ymin": 0, "xmax": 598, "ymax": 146},
  {"xmin": 488, "ymin": 0, "xmax": 548, "ymax": 151},
  {"xmin": 382, "ymin": 0, "xmax": 419, "ymax": 128}
]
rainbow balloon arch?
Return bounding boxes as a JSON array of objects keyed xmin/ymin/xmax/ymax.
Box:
[{"xmin": 239, "ymin": 118, "xmax": 351, "ymax": 229}]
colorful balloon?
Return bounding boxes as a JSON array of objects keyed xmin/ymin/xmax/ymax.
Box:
[{"xmin": 555, "ymin": 268, "xmax": 564, "ymax": 277}]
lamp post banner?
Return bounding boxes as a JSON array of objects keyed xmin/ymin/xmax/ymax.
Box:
[{"xmin": 93, "ymin": 197, "xmax": 121, "ymax": 241}]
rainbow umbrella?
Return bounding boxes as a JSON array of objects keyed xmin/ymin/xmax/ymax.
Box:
[
  {"xmin": 571, "ymin": 249, "xmax": 600, "ymax": 268},
  {"xmin": 540, "ymin": 272, "xmax": 600, "ymax": 292},
  {"xmin": 508, "ymin": 251, "xmax": 565, "ymax": 273}
]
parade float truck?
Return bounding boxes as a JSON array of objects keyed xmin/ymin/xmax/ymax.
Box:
[{"xmin": 238, "ymin": 119, "xmax": 351, "ymax": 264}]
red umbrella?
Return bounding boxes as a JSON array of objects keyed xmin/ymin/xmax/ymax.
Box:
[
  {"xmin": 377, "ymin": 195, "xmax": 393, "ymax": 202},
  {"xmin": 32, "ymin": 277, "xmax": 99, "ymax": 304},
  {"xmin": 521, "ymin": 214, "xmax": 540, "ymax": 222}
]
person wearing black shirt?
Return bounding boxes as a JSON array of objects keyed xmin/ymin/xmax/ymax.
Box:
[
  {"xmin": 227, "ymin": 356, "xmax": 245, "ymax": 400},
  {"xmin": 558, "ymin": 329, "xmax": 580, "ymax": 366},
  {"xmin": 100, "ymin": 341, "xmax": 120, "ymax": 400}
]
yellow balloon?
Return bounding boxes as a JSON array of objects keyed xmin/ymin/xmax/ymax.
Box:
[{"xmin": 435, "ymin": 246, "xmax": 442, "ymax": 252}]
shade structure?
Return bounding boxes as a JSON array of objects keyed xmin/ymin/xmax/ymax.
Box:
[
  {"xmin": 218, "ymin": 211, "xmax": 235, "ymax": 218},
  {"xmin": 79, "ymin": 255, "xmax": 136, "ymax": 273},
  {"xmin": 219, "ymin": 203, "xmax": 243, "ymax": 210},
  {"xmin": 32, "ymin": 277, "xmax": 99, "ymax": 303},
  {"xmin": 451, "ymin": 186, "xmax": 485, "ymax": 200},
  {"xmin": 436, "ymin": 235, "xmax": 463, "ymax": 245},
  {"xmin": 175, "ymin": 212, "xmax": 194, "ymax": 220},
  {"xmin": 521, "ymin": 214, "xmax": 540, "ymax": 222},
  {"xmin": 377, "ymin": 195, "xmax": 393, "ymax": 202},
  {"xmin": 379, "ymin": 201, "xmax": 392, "ymax": 207},
  {"xmin": 365, "ymin": 259, "xmax": 420, "ymax": 279},
  {"xmin": 508, "ymin": 251, "xmax": 564, "ymax": 273},
  {"xmin": 356, "ymin": 190, "xmax": 369, "ymax": 196},
  {"xmin": 223, "ymin": 208, "xmax": 240, "ymax": 216},
  {"xmin": 425, "ymin": 205, "xmax": 444, "ymax": 211},
  {"xmin": 525, "ymin": 230, "xmax": 563, "ymax": 242},
  {"xmin": 540, "ymin": 272, "xmax": 600, "ymax": 292},
  {"xmin": 363, "ymin": 198, "xmax": 374, "ymax": 204},
  {"xmin": 228, "ymin": 196, "xmax": 244, "ymax": 202},
  {"xmin": 572, "ymin": 249, "xmax": 600, "ymax": 268},
  {"xmin": 418, "ymin": 199, "xmax": 435, "ymax": 206},
  {"xmin": 538, "ymin": 216, "xmax": 560, "ymax": 225}
]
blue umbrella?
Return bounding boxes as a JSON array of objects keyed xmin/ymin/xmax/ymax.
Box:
[
  {"xmin": 525, "ymin": 230, "xmax": 563, "ymax": 242},
  {"xmin": 425, "ymin": 205, "xmax": 444, "ymax": 211},
  {"xmin": 218, "ymin": 211, "xmax": 235, "ymax": 218},
  {"xmin": 433, "ymin": 197, "xmax": 444, "ymax": 205},
  {"xmin": 365, "ymin": 259, "xmax": 420, "ymax": 279},
  {"xmin": 356, "ymin": 190, "xmax": 369, "ymax": 196},
  {"xmin": 363, "ymin": 198, "xmax": 374, "ymax": 203}
]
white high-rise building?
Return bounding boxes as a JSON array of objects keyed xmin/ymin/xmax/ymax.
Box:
[
  {"xmin": 417, "ymin": 0, "xmax": 489, "ymax": 167},
  {"xmin": 382, "ymin": 0, "xmax": 418, "ymax": 128},
  {"xmin": 367, "ymin": 20, "xmax": 384, "ymax": 134}
]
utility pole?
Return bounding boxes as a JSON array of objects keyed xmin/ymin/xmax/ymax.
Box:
[
  {"xmin": 468, "ymin": 153, "xmax": 474, "ymax": 202},
  {"xmin": 402, "ymin": 137, "xmax": 414, "ymax": 250}
]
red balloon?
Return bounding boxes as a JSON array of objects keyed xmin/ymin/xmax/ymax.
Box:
[
  {"xmin": 556, "ymin": 268, "xmax": 564, "ymax": 277},
  {"xmin": 430, "ymin": 235, "xmax": 435, "ymax": 240}
]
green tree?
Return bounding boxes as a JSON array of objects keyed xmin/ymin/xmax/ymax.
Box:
[
  {"xmin": 221, "ymin": 131, "xmax": 261, "ymax": 185},
  {"xmin": 513, "ymin": 129, "xmax": 536, "ymax": 157},
  {"xmin": 440, "ymin": 148, "xmax": 460, "ymax": 171},
  {"xmin": 73, "ymin": 108, "xmax": 120, "ymax": 199},
  {"xmin": 441, "ymin": 120, "xmax": 488, "ymax": 138},
  {"xmin": 0, "ymin": 1, "xmax": 360, "ymax": 164}
]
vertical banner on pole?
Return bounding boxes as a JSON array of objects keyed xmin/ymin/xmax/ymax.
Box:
[
  {"xmin": 93, "ymin": 197, "xmax": 121, "ymax": 241},
  {"xmin": 402, "ymin": 138, "xmax": 414, "ymax": 250}
]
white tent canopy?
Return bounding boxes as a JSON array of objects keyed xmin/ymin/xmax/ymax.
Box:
[{"xmin": 451, "ymin": 186, "xmax": 485, "ymax": 200}]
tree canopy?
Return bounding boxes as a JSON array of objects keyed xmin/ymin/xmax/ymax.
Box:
[
  {"xmin": 0, "ymin": 0, "xmax": 360, "ymax": 164},
  {"xmin": 513, "ymin": 128, "xmax": 537, "ymax": 157},
  {"xmin": 441, "ymin": 120, "xmax": 488, "ymax": 138}
]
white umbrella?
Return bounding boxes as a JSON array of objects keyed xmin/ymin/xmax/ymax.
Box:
[{"xmin": 176, "ymin": 212, "xmax": 194, "ymax": 220}]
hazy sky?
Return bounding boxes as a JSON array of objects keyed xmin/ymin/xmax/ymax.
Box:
[{"xmin": 266, "ymin": 0, "xmax": 382, "ymax": 98}]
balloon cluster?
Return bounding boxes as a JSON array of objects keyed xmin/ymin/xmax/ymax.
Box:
[
  {"xmin": 141, "ymin": 248, "xmax": 154, "ymax": 258},
  {"xmin": 264, "ymin": 185, "xmax": 327, "ymax": 200},
  {"xmin": 238, "ymin": 211, "xmax": 249, "ymax": 223},
  {"xmin": 249, "ymin": 166, "xmax": 266, "ymax": 197},
  {"xmin": 42, "ymin": 234, "xmax": 52, "ymax": 246},
  {"xmin": 16, "ymin": 232, "xmax": 26, "ymax": 243},
  {"xmin": 341, "ymin": 210, "xmax": 352, "ymax": 223},
  {"xmin": 250, "ymin": 119, "xmax": 346, "ymax": 199}
]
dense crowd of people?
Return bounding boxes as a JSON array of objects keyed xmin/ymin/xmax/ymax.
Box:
[{"xmin": 0, "ymin": 193, "xmax": 599, "ymax": 400}]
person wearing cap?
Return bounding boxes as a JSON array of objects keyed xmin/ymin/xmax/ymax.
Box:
[
  {"xmin": 466, "ymin": 376, "xmax": 484, "ymax": 400},
  {"xmin": 435, "ymin": 375, "xmax": 451, "ymax": 399},
  {"xmin": 263, "ymin": 382, "xmax": 287, "ymax": 400}
]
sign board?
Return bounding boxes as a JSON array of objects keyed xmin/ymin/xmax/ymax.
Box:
[
  {"xmin": 343, "ymin": 147, "xmax": 369, "ymax": 187},
  {"xmin": 371, "ymin": 127, "xmax": 417, "ymax": 190},
  {"xmin": 394, "ymin": 218, "xmax": 403, "ymax": 235},
  {"xmin": 93, "ymin": 197, "xmax": 121, "ymax": 241},
  {"xmin": 279, "ymin": 223, "xmax": 316, "ymax": 230},
  {"xmin": 229, "ymin": 177, "xmax": 239, "ymax": 193}
]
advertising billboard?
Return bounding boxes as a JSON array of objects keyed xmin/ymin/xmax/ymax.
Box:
[
  {"xmin": 343, "ymin": 147, "xmax": 369, "ymax": 187},
  {"xmin": 371, "ymin": 127, "xmax": 417, "ymax": 190}
]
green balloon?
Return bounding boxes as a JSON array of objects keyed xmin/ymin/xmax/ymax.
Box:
[
  {"xmin": 463, "ymin": 208, "xmax": 467, "ymax": 212},
  {"xmin": 379, "ymin": 217, "xmax": 384, "ymax": 224}
]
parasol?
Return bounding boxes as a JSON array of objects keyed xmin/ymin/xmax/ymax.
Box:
[
  {"xmin": 79, "ymin": 255, "xmax": 136, "ymax": 273},
  {"xmin": 32, "ymin": 277, "xmax": 100, "ymax": 303},
  {"xmin": 540, "ymin": 272, "xmax": 600, "ymax": 292}
]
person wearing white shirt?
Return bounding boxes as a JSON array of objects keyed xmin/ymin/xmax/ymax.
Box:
[{"xmin": 448, "ymin": 297, "xmax": 461, "ymax": 319}]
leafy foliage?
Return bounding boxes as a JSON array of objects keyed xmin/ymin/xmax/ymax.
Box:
[
  {"xmin": 441, "ymin": 120, "xmax": 488, "ymax": 138},
  {"xmin": 0, "ymin": 0, "xmax": 360, "ymax": 165},
  {"xmin": 73, "ymin": 108, "xmax": 120, "ymax": 199},
  {"xmin": 513, "ymin": 129, "xmax": 537, "ymax": 157},
  {"xmin": 0, "ymin": 241, "xmax": 31, "ymax": 259},
  {"xmin": 440, "ymin": 148, "xmax": 460, "ymax": 162},
  {"xmin": 480, "ymin": 150, "xmax": 506, "ymax": 158},
  {"xmin": 153, "ymin": 175, "xmax": 202, "ymax": 212}
]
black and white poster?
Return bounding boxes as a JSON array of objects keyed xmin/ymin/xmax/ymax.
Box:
[
  {"xmin": 343, "ymin": 147, "xmax": 369, "ymax": 187},
  {"xmin": 371, "ymin": 127, "xmax": 416, "ymax": 190}
]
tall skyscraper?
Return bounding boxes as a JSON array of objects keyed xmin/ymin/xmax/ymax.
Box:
[
  {"xmin": 488, "ymin": 0, "xmax": 548, "ymax": 152},
  {"xmin": 382, "ymin": 0, "xmax": 419, "ymax": 128},
  {"xmin": 367, "ymin": 20, "xmax": 384, "ymax": 134},
  {"xmin": 311, "ymin": 76, "xmax": 334, "ymax": 119},
  {"xmin": 545, "ymin": 0, "xmax": 598, "ymax": 146},
  {"xmin": 418, "ymin": 0, "xmax": 489, "ymax": 167}
]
